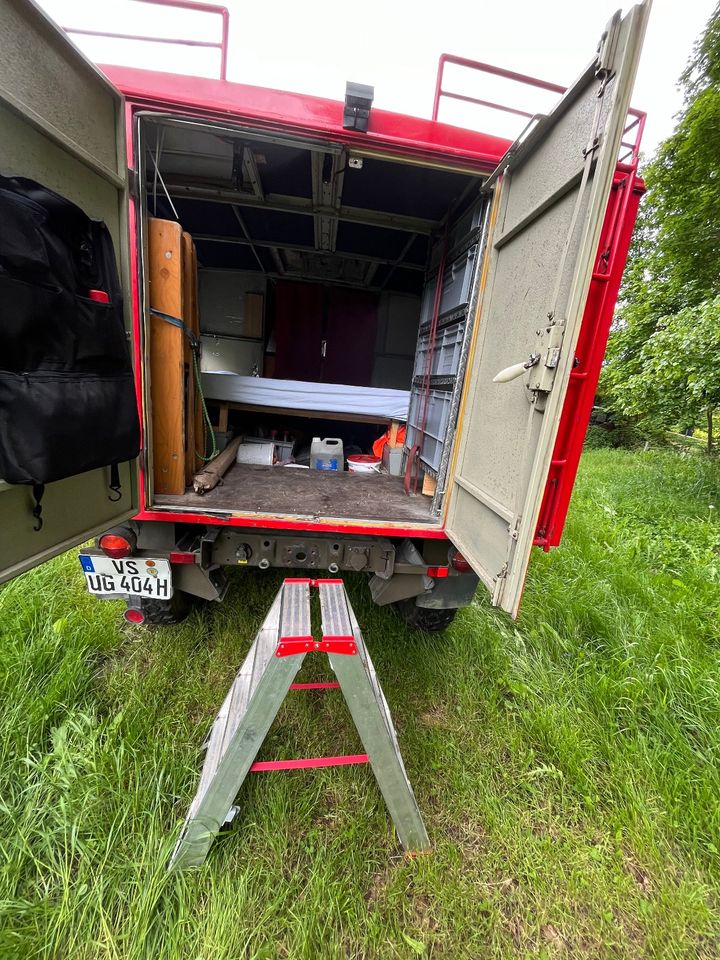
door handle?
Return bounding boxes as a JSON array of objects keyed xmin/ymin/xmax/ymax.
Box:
[
  {"xmin": 321, "ymin": 339, "xmax": 327, "ymax": 358},
  {"xmin": 493, "ymin": 353, "xmax": 540, "ymax": 384}
]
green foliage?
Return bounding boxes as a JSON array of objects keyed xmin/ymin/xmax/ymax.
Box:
[
  {"xmin": 605, "ymin": 296, "xmax": 720, "ymax": 437},
  {"xmin": 602, "ymin": 3, "xmax": 720, "ymax": 448}
]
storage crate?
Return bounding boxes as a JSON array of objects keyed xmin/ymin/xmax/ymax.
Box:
[
  {"xmin": 412, "ymin": 319, "xmax": 465, "ymax": 379},
  {"xmin": 419, "ymin": 245, "xmax": 478, "ymax": 327},
  {"xmin": 405, "ymin": 387, "xmax": 453, "ymax": 475}
]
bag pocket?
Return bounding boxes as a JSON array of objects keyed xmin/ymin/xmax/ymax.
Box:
[
  {"xmin": 0, "ymin": 369, "xmax": 140, "ymax": 485},
  {"xmin": 74, "ymin": 295, "xmax": 130, "ymax": 368},
  {"xmin": 0, "ymin": 189, "xmax": 51, "ymax": 277},
  {"xmin": 0, "ymin": 273, "xmax": 75, "ymax": 370}
]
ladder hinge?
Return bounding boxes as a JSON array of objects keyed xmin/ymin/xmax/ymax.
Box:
[{"xmin": 276, "ymin": 636, "xmax": 357, "ymax": 657}]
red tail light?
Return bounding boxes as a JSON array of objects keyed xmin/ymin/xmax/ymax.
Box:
[
  {"xmin": 99, "ymin": 529, "xmax": 135, "ymax": 559},
  {"xmin": 450, "ymin": 550, "xmax": 472, "ymax": 573},
  {"xmin": 123, "ymin": 608, "xmax": 145, "ymax": 625}
]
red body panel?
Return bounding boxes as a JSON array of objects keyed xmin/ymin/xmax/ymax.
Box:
[
  {"xmin": 534, "ymin": 167, "xmax": 645, "ymax": 549},
  {"xmin": 104, "ymin": 66, "xmax": 511, "ymax": 170},
  {"xmin": 111, "ymin": 66, "xmax": 641, "ymax": 547}
]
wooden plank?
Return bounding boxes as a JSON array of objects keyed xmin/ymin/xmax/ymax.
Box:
[
  {"xmin": 207, "ymin": 399, "xmax": 390, "ymax": 426},
  {"xmin": 218, "ymin": 403, "xmax": 229, "ymax": 433},
  {"xmin": 182, "ymin": 233, "xmax": 203, "ymax": 481},
  {"xmin": 422, "ymin": 474, "xmax": 437, "ymax": 497},
  {"xmin": 388, "ymin": 421, "xmax": 400, "ymax": 448},
  {"xmin": 149, "ymin": 218, "xmax": 186, "ymax": 495},
  {"xmin": 244, "ymin": 292, "xmax": 264, "ymax": 339}
]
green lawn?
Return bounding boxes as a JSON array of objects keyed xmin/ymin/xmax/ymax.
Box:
[{"xmin": 1, "ymin": 449, "xmax": 719, "ymax": 959}]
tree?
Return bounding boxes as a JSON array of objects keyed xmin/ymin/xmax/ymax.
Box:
[
  {"xmin": 601, "ymin": 3, "xmax": 720, "ymax": 452},
  {"xmin": 606, "ymin": 298, "xmax": 720, "ymax": 452}
]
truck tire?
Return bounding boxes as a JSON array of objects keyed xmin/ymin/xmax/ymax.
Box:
[
  {"xmin": 394, "ymin": 598, "xmax": 458, "ymax": 632},
  {"xmin": 135, "ymin": 591, "xmax": 192, "ymax": 626}
]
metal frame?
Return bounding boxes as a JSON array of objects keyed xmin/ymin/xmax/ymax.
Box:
[
  {"xmin": 170, "ymin": 578, "xmax": 429, "ymax": 870},
  {"xmin": 64, "ymin": 0, "xmax": 230, "ymax": 81},
  {"xmin": 431, "ymin": 52, "xmax": 646, "ymax": 167}
]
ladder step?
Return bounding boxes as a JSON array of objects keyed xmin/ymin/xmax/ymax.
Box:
[
  {"xmin": 318, "ymin": 579, "xmax": 353, "ymax": 637},
  {"xmin": 250, "ymin": 753, "xmax": 369, "ymax": 772}
]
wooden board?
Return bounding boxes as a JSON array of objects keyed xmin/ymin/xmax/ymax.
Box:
[
  {"xmin": 149, "ymin": 218, "xmax": 186, "ymax": 495},
  {"xmin": 207, "ymin": 398, "xmax": 392, "ymax": 427},
  {"xmin": 244, "ymin": 292, "xmax": 264, "ymax": 339}
]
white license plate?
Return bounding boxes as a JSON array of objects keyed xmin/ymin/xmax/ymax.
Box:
[{"xmin": 79, "ymin": 555, "xmax": 173, "ymax": 599}]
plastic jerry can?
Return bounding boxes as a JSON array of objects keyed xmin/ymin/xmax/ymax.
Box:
[{"xmin": 311, "ymin": 437, "xmax": 344, "ymax": 471}]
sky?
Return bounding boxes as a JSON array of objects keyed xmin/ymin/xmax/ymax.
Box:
[{"xmin": 40, "ymin": 0, "xmax": 716, "ymax": 156}]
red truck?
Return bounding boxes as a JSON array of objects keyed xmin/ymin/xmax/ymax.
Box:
[{"xmin": 0, "ymin": 0, "xmax": 649, "ymax": 629}]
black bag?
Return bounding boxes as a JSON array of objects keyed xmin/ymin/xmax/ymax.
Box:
[{"xmin": 0, "ymin": 175, "xmax": 140, "ymax": 523}]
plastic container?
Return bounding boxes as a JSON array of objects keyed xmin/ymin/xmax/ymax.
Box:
[
  {"xmin": 311, "ymin": 437, "xmax": 344, "ymax": 471},
  {"xmin": 242, "ymin": 435, "xmax": 294, "ymax": 463},
  {"xmin": 405, "ymin": 387, "xmax": 452, "ymax": 474},
  {"xmin": 236, "ymin": 441, "xmax": 275, "ymax": 465},
  {"xmin": 348, "ymin": 454, "xmax": 381, "ymax": 474},
  {"xmin": 413, "ymin": 319, "xmax": 466, "ymax": 379},
  {"xmin": 419, "ymin": 245, "xmax": 478, "ymax": 326},
  {"xmin": 382, "ymin": 445, "xmax": 404, "ymax": 477}
]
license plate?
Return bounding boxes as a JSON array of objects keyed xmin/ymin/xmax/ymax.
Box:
[{"xmin": 79, "ymin": 555, "xmax": 173, "ymax": 599}]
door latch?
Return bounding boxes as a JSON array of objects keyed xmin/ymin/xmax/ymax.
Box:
[
  {"xmin": 493, "ymin": 353, "xmax": 540, "ymax": 384},
  {"xmin": 492, "ymin": 321, "xmax": 564, "ymax": 393}
]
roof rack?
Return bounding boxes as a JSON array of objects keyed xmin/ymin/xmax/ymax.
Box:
[
  {"xmin": 63, "ymin": 0, "xmax": 229, "ymax": 81},
  {"xmin": 432, "ymin": 53, "xmax": 646, "ymax": 163}
]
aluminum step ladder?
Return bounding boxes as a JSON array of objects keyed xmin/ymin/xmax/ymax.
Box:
[{"xmin": 170, "ymin": 578, "xmax": 429, "ymax": 870}]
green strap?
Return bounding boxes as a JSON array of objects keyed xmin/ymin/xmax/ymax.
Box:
[{"xmin": 150, "ymin": 309, "xmax": 217, "ymax": 462}]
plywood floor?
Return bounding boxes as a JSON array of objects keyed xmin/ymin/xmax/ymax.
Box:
[{"xmin": 154, "ymin": 463, "xmax": 436, "ymax": 523}]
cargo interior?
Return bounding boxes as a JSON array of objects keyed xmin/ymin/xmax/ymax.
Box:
[{"xmin": 139, "ymin": 115, "xmax": 488, "ymax": 525}]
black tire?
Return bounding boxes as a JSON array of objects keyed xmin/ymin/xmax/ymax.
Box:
[
  {"xmin": 393, "ymin": 598, "xmax": 458, "ymax": 632},
  {"xmin": 134, "ymin": 591, "xmax": 192, "ymax": 626}
]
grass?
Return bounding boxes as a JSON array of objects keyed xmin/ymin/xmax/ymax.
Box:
[{"xmin": 0, "ymin": 448, "xmax": 719, "ymax": 959}]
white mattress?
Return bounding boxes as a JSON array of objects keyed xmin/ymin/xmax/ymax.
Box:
[{"xmin": 202, "ymin": 372, "xmax": 410, "ymax": 421}]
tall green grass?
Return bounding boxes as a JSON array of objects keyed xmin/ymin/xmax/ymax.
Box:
[{"xmin": 0, "ymin": 449, "xmax": 718, "ymax": 958}]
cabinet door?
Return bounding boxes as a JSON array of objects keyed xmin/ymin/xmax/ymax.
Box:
[
  {"xmin": 323, "ymin": 287, "xmax": 378, "ymax": 386},
  {"xmin": 273, "ymin": 280, "xmax": 323, "ymax": 381}
]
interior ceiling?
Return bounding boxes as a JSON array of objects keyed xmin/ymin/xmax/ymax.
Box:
[{"xmin": 145, "ymin": 120, "xmax": 481, "ymax": 291}]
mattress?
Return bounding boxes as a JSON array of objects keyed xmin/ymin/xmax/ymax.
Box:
[{"xmin": 201, "ymin": 372, "xmax": 410, "ymax": 422}]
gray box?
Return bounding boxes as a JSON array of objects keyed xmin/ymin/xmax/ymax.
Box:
[{"xmin": 382, "ymin": 445, "xmax": 404, "ymax": 476}]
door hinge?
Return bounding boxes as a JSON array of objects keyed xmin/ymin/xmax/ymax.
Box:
[{"xmin": 596, "ymin": 10, "xmax": 622, "ymax": 84}]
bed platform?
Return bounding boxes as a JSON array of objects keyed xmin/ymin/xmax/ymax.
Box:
[
  {"xmin": 202, "ymin": 373, "xmax": 411, "ymax": 428},
  {"xmin": 154, "ymin": 464, "xmax": 436, "ymax": 524}
]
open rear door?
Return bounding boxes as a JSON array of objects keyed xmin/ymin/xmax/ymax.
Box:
[
  {"xmin": 0, "ymin": 0, "xmax": 135, "ymax": 583},
  {"xmin": 445, "ymin": 3, "xmax": 650, "ymax": 616}
]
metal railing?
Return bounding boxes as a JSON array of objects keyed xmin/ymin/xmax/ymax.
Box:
[
  {"xmin": 63, "ymin": 0, "xmax": 230, "ymax": 81},
  {"xmin": 432, "ymin": 52, "xmax": 646, "ymax": 163}
]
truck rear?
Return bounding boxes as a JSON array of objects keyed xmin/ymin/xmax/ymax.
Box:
[{"xmin": 0, "ymin": 0, "xmax": 650, "ymax": 628}]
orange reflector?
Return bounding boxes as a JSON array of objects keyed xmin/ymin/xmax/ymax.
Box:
[{"xmin": 450, "ymin": 551, "xmax": 472, "ymax": 573}]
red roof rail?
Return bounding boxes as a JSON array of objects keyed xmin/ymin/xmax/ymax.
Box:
[
  {"xmin": 432, "ymin": 53, "xmax": 646, "ymax": 163},
  {"xmin": 63, "ymin": 0, "xmax": 229, "ymax": 81}
]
